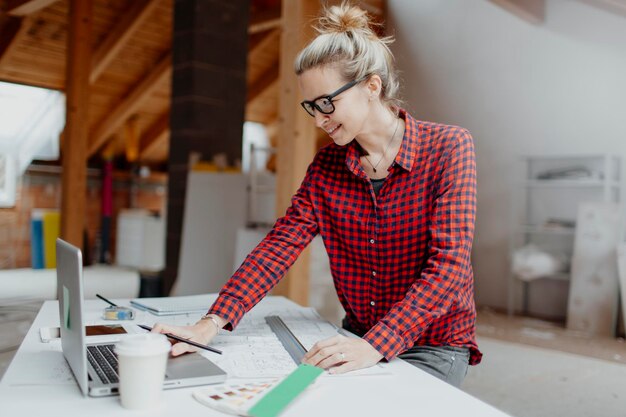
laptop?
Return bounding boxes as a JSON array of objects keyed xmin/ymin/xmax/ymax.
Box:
[{"xmin": 56, "ymin": 238, "xmax": 227, "ymax": 397}]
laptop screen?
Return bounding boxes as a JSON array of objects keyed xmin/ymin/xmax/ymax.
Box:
[{"xmin": 56, "ymin": 238, "xmax": 90, "ymax": 396}]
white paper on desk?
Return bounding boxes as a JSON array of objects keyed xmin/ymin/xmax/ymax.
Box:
[
  {"xmin": 208, "ymin": 336, "xmax": 296, "ymax": 378},
  {"xmin": 204, "ymin": 306, "xmax": 389, "ymax": 378}
]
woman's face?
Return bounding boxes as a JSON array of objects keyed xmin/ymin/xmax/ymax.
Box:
[{"xmin": 298, "ymin": 66, "xmax": 370, "ymax": 146}]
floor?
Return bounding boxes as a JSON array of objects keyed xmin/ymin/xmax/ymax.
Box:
[
  {"xmin": 0, "ymin": 300, "xmax": 41, "ymax": 379},
  {"xmin": 464, "ymin": 308, "xmax": 626, "ymax": 417},
  {"xmin": 1, "ymin": 302, "xmax": 626, "ymax": 417}
]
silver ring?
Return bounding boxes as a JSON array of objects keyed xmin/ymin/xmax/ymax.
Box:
[{"xmin": 339, "ymin": 352, "xmax": 345, "ymax": 361}]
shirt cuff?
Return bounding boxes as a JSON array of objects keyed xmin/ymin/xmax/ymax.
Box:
[
  {"xmin": 362, "ymin": 321, "xmax": 408, "ymax": 361},
  {"xmin": 207, "ymin": 295, "xmax": 247, "ymax": 331}
]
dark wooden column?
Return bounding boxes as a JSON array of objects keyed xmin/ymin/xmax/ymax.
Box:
[
  {"xmin": 60, "ymin": 0, "xmax": 91, "ymax": 248},
  {"xmin": 163, "ymin": 0, "xmax": 250, "ymax": 295}
]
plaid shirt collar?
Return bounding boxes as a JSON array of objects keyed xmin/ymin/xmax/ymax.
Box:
[{"xmin": 345, "ymin": 108, "xmax": 418, "ymax": 178}]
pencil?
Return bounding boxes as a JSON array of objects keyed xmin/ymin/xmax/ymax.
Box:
[
  {"xmin": 137, "ymin": 324, "xmax": 222, "ymax": 355},
  {"xmin": 96, "ymin": 293, "xmax": 118, "ymax": 307}
]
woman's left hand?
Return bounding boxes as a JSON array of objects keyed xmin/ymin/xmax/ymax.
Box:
[{"xmin": 301, "ymin": 335, "xmax": 383, "ymax": 374}]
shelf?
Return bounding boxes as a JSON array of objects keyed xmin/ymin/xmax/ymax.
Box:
[
  {"xmin": 250, "ymin": 185, "xmax": 275, "ymax": 193},
  {"xmin": 522, "ymin": 180, "xmax": 621, "ymax": 188},
  {"xmin": 513, "ymin": 271, "xmax": 570, "ymax": 282},
  {"xmin": 518, "ymin": 154, "xmax": 618, "ymax": 161},
  {"xmin": 508, "ymin": 154, "xmax": 622, "ymax": 317},
  {"xmin": 516, "ymin": 225, "xmax": 576, "ymax": 236}
]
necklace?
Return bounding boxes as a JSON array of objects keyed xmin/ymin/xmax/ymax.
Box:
[{"xmin": 364, "ymin": 118, "xmax": 400, "ymax": 173}]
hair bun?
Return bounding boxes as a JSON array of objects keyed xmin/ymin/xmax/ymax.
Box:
[{"xmin": 316, "ymin": 2, "xmax": 374, "ymax": 37}]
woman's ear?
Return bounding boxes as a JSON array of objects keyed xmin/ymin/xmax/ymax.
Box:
[{"xmin": 366, "ymin": 74, "xmax": 383, "ymax": 100}]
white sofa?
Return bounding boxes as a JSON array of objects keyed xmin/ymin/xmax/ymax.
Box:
[{"xmin": 0, "ymin": 265, "xmax": 140, "ymax": 303}]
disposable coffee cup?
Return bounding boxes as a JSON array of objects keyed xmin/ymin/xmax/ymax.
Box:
[{"xmin": 115, "ymin": 333, "xmax": 171, "ymax": 410}]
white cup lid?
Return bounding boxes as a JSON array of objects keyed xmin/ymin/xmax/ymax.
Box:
[{"xmin": 115, "ymin": 333, "xmax": 171, "ymax": 357}]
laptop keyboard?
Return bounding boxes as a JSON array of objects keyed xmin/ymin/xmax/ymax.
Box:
[{"xmin": 86, "ymin": 344, "xmax": 119, "ymax": 384}]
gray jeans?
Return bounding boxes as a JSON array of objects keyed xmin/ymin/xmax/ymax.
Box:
[
  {"xmin": 398, "ymin": 345, "xmax": 470, "ymax": 388},
  {"xmin": 341, "ymin": 319, "xmax": 469, "ymax": 388}
]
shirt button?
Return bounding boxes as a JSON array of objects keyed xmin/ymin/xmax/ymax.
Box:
[
  {"xmin": 372, "ymin": 271, "xmax": 377, "ymax": 276},
  {"xmin": 370, "ymin": 301, "xmax": 376, "ymax": 306},
  {"xmin": 369, "ymin": 239, "xmax": 375, "ymax": 244}
]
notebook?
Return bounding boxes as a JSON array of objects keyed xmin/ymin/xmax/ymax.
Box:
[
  {"xmin": 56, "ymin": 239, "xmax": 227, "ymax": 397},
  {"xmin": 130, "ymin": 294, "xmax": 217, "ymax": 315}
]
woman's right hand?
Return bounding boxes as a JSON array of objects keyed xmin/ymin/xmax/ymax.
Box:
[{"xmin": 151, "ymin": 319, "xmax": 220, "ymax": 356}]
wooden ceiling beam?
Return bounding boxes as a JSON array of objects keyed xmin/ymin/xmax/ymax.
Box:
[
  {"xmin": 88, "ymin": 53, "xmax": 171, "ymax": 157},
  {"xmin": 139, "ymin": 112, "xmax": 169, "ymax": 160},
  {"xmin": 3, "ymin": 0, "xmax": 57, "ymax": 16},
  {"xmin": 248, "ymin": 6, "xmax": 282, "ymax": 34},
  {"xmin": 247, "ymin": 64, "xmax": 278, "ymax": 104},
  {"xmin": 248, "ymin": 28, "xmax": 280, "ymax": 58},
  {"xmin": 357, "ymin": 0, "xmax": 385, "ymax": 16},
  {"xmin": 90, "ymin": 0, "xmax": 160, "ymax": 84},
  {"xmin": 489, "ymin": 0, "xmax": 545, "ymax": 24},
  {"xmin": 247, "ymin": 28, "xmax": 280, "ymax": 104},
  {"xmin": 0, "ymin": 16, "xmax": 21, "ymax": 60},
  {"xmin": 580, "ymin": 0, "xmax": 626, "ymax": 18}
]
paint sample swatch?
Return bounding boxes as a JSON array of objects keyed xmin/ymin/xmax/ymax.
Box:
[{"xmin": 193, "ymin": 364, "xmax": 323, "ymax": 417}]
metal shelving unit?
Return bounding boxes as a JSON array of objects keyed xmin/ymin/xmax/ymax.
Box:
[{"xmin": 508, "ymin": 154, "xmax": 622, "ymax": 317}]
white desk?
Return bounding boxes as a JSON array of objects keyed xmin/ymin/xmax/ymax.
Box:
[{"xmin": 0, "ymin": 296, "xmax": 510, "ymax": 416}]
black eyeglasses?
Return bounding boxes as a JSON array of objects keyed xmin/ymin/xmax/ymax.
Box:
[{"xmin": 300, "ymin": 78, "xmax": 365, "ymax": 117}]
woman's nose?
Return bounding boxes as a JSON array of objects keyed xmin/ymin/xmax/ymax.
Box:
[{"xmin": 314, "ymin": 111, "xmax": 327, "ymax": 128}]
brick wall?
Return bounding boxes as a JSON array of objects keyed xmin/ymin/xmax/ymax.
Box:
[{"xmin": 0, "ymin": 167, "xmax": 166, "ymax": 269}]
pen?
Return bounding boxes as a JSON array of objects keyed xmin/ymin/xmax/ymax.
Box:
[
  {"xmin": 137, "ymin": 324, "xmax": 223, "ymax": 355},
  {"xmin": 96, "ymin": 294, "xmax": 118, "ymax": 307}
]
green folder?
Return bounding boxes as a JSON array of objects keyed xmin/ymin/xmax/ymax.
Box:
[{"xmin": 248, "ymin": 364, "xmax": 324, "ymax": 417}]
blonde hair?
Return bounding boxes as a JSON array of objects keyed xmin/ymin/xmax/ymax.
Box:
[{"xmin": 294, "ymin": 2, "xmax": 402, "ymax": 110}]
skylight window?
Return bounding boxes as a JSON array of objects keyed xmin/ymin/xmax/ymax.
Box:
[{"xmin": 0, "ymin": 81, "xmax": 65, "ymax": 207}]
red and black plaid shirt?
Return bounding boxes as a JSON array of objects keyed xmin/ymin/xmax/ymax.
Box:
[{"xmin": 209, "ymin": 109, "xmax": 482, "ymax": 365}]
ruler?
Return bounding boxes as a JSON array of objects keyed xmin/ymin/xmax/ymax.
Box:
[{"xmin": 265, "ymin": 315, "xmax": 307, "ymax": 364}]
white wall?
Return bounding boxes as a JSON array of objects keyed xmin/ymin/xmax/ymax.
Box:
[{"xmin": 388, "ymin": 0, "xmax": 626, "ymax": 314}]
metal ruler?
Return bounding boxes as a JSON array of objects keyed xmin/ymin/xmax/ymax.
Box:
[{"xmin": 265, "ymin": 315, "xmax": 307, "ymax": 364}]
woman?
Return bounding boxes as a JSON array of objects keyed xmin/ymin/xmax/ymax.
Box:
[{"xmin": 154, "ymin": 2, "xmax": 481, "ymax": 387}]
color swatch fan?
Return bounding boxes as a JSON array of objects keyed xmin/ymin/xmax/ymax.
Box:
[{"xmin": 192, "ymin": 364, "xmax": 323, "ymax": 417}]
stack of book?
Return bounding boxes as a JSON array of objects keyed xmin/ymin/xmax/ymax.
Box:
[{"xmin": 30, "ymin": 209, "xmax": 60, "ymax": 269}]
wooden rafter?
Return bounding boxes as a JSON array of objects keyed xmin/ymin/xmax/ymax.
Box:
[
  {"xmin": 88, "ymin": 53, "xmax": 171, "ymax": 156},
  {"xmin": 580, "ymin": 0, "xmax": 626, "ymax": 18},
  {"xmin": 0, "ymin": 15, "xmax": 32, "ymax": 67},
  {"xmin": 489, "ymin": 0, "xmax": 545, "ymax": 24},
  {"xmin": 247, "ymin": 64, "xmax": 278, "ymax": 104},
  {"xmin": 4, "ymin": 0, "xmax": 57, "ymax": 16},
  {"xmin": 0, "ymin": 16, "xmax": 21, "ymax": 59},
  {"xmin": 139, "ymin": 112, "xmax": 169, "ymax": 160},
  {"xmin": 249, "ymin": 28, "xmax": 280, "ymax": 60},
  {"xmin": 248, "ymin": 6, "xmax": 281, "ymax": 34},
  {"xmin": 358, "ymin": 0, "xmax": 385, "ymax": 16},
  {"xmin": 90, "ymin": 0, "xmax": 160, "ymax": 84},
  {"xmin": 247, "ymin": 28, "xmax": 280, "ymax": 104}
]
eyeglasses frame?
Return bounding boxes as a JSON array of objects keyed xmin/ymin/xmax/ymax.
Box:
[{"xmin": 300, "ymin": 77, "xmax": 367, "ymax": 117}]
